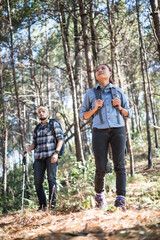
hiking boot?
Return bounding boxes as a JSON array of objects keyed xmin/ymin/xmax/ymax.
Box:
[
  {"xmin": 95, "ymin": 193, "xmax": 105, "ymax": 208},
  {"xmin": 114, "ymin": 196, "xmax": 126, "ymax": 210},
  {"xmin": 37, "ymin": 204, "xmax": 47, "ymax": 211}
]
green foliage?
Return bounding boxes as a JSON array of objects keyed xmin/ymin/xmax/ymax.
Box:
[
  {"xmin": 56, "ymin": 154, "xmax": 95, "ymax": 211},
  {"xmin": 0, "ymin": 149, "xmax": 160, "ymax": 214},
  {"xmin": 153, "ymin": 148, "xmax": 160, "ymax": 158},
  {"xmin": 0, "ymin": 162, "xmax": 36, "ymax": 214},
  {"xmin": 127, "ymin": 173, "xmax": 147, "ymax": 183}
]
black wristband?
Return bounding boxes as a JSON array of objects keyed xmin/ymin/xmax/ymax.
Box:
[
  {"xmin": 55, "ymin": 150, "xmax": 60, "ymax": 155},
  {"xmin": 120, "ymin": 108, "xmax": 123, "ymax": 113}
]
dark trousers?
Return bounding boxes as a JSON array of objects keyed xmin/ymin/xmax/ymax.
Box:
[
  {"xmin": 33, "ymin": 157, "xmax": 58, "ymax": 207},
  {"xmin": 92, "ymin": 127, "xmax": 126, "ymax": 196}
]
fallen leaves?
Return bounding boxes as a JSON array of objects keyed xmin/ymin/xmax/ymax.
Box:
[{"xmin": 0, "ymin": 208, "xmax": 159, "ymax": 239}]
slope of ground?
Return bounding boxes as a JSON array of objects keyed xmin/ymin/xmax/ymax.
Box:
[
  {"xmin": 0, "ymin": 208, "xmax": 160, "ymax": 239},
  {"xmin": 0, "ymin": 159, "xmax": 160, "ymax": 240}
]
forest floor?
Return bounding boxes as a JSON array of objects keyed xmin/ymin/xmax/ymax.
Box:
[{"xmin": 0, "ymin": 158, "xmax": 160, "ymax": 240}]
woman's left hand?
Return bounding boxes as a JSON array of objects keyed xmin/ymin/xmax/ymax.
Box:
[{"xmin": 112, "ymin": 98, "xmax": 121, "ymax": 110}]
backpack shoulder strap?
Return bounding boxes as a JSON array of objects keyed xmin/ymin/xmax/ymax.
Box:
[
  {"xmin": 49, "ymin": 118, "xmax": 64, "ymax": 137},
  {"xmin": 49, "ymin": 118, "xmax": 56, "ymax": 127},
  {"xmin": 93, "ymin": 87, "xmax": 102, "ymax": 100},
  {"xmin": 34, "ymin": 123, "xmax": 41, "ymax": 135},
  {"xmin": 110, "ymin": 87, "xmax": 120, "ymax": 124},
  {"xmin": 110, "ymin": 87, "xmax": 118, "ymax": 99},
  {"xmin": 93, "ymin": 87, "xmax": 104, "ymax": 124},
  {"xmin": 49, "ymin": 119, "xmax": 56, "ymax": 136},
  {"xmin": 49, "ymin": 119, "xmax": 65, "ymax": 157}
]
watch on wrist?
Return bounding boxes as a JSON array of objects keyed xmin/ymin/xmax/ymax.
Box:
[
  {"xmin": 55, "ymin": 150, "xmax": 60, "ymax": 155},
  {"xmin": 120, "ymin": 108, "xmax": 123, "ymax": 113}
]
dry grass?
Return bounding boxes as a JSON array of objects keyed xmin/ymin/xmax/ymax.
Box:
[
  {"xmin": 0, "ymin": 157, "xmax": 160, "ymax": 240},
  {"xmin": 0, "ymin": 207, "xmax": 159, "ymax": 239}
]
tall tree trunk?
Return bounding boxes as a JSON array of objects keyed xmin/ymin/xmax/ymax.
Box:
[
  {"xmin": 125, "ymin": 70, "xmax": 142, "ymax": 134},
  {"xmin": 73, "ymin": 0, "xmax": 83, "ymax": 108},
  {"xmin": 107, "ymin": 1, "xmax": 134, "ymax": 175},
  {"xmin": 73, "ymin": 1, "xmax": 90, "ymax": 155},
  {"xmin": 89, "ymin": 0, "xmax": 100, "ymax": 66},
  {"xmin": 143, "ymin": 48, "xmax": 159, "ymax": 148},
  {"xmin": 150, "ymin": 0, "xmax": 160, "ymax": 60},
  {"xmin": 27, "ymin": 16, "xmax": 40, "ymax": 113},
  {"xmin": 58, "ymin": 5, "xmax": 85, "ymax": 164},
  {"xmin": 78, "ymin": 0, "xmax": 95, "ymax": 88},
  {"xmin": 136, "ymin": 0, "xmax": 152, "ymax": 168},
  {"xmin": 0, "ymin": 57, "xmax": 8, "ymax": 197},
  {"xmin": 131, "ymin": 84, "xmax": 142, "ymax": 133},
  {"xmin": 7, "ymin": 0, "xmax": 30, "ymax": 185},
  {"xmin": 7, "ymin": 0, "xmax": 25, "ymax": 151},
  {"xmin": 115, "ymin": 49, "xmax": 134, "ymax": 176},
  {"xmin": 45, "ymin": 21, "xmax": 51, "ymax": 108},
  {"xmin": 107, "ymin": 0, "xmax": 116, "ymax": 82}
]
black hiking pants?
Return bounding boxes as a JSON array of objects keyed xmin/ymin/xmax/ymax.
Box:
[
  {"xmin": 92, "ymin": 127, "xmax": 126, "ymax": 196},
  {"xmin": 33, "ymin": 156, "xmax": 58, "ymax": 207}
]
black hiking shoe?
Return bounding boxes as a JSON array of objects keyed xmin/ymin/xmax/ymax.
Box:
[
  {"xmin": 37, "ymin": 204, "xmax": 47, "ymax": 211},
  {"xmin": 114, "ymin": 196, "xmax": 126, "ymax": 211}
]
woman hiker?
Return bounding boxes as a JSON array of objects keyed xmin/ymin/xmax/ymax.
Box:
[{"xmin": 80, "ymin": 64, "xmax": 132, "ymax": 210}]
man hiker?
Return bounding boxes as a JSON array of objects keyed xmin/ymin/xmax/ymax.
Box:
[{"xmin": 23, "ymin": 106, "xmax": 64, "ymax": 210}]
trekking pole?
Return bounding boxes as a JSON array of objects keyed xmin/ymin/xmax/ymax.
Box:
[
  {"xmin": 21, "ymin": 151, "xmax": 27, "ymax": 214},
  {"xmin": 49, "ymin": 185, "xmax": 56, "ymax": 209}
]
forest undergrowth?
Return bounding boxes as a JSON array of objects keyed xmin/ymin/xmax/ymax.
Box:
[{"xmin": 0, "ymin": 135, "xmax": 160, "ymax": 239}]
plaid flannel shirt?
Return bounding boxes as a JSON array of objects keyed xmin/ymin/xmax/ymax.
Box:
[{"xmin": 32, "ymin": 119, "xmax": 64, "ymax": 160}]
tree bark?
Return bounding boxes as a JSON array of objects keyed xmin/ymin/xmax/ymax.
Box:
[
  {"xmin": 143, "ymin": 47, "xmax": 159, "ymax": 148},
  {"xmin": 136, "ymin": 0, "xmax": 152, "ymax": 168},
  {"xmin": 45, "ymin": 21, "xmax": 52, "ymax": 109},
  {"xmin": 150, "ymin": 0, "xmax": 160, "ymax": 60},
  {"xmin": 107, "ymin": 1, "xmax": 134, "ymax": 175},
  {"xmin": 78, "ymin": 0, "xmax": 95, "ymax": 88},
  {"xmin": 7, "ymin": 0, "xmax": 25, "ymax": 151},
  {"xmin": 89, "ymin": 0, "xmax": 100, "ymax": 66},
  {"xmin": 73, "ymin": 0, "xmax": 83, "ymax": 108},
  {"xmin": 107, "ymin": 0, "xmax": 116, "ymax": 82},
  {"xmin": 131, "ymin": 84, "xmax": 142, "ymax": 133},
  {"xmin": 27, "ymin": 17, "xmax": 40, "ymax": 110},
  {"xmin": 7, "ymin": 0, "xmax": 30, "ymax": 184},
  {"xmin": 72, "ymin": 1, "xmax": 90, "ymax": 155},
  {"xmin": 0, "ymin": 57, "xmax": 8, "ymax": 196},
  {"xmin": 58, "ymin": 3, "xmax": 85, "ymax": 164},
  {"xmin": 115, "ymin": 49, "xmax": 134, "ymax": 176}
]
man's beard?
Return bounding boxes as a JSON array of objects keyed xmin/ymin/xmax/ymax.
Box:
[{"xmin": 40, "ymin": 117, "xmax": 47, "ymax": 121}]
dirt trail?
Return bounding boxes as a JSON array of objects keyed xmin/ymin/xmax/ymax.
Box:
[
  {"xmin": 0, "ymin": 208, "xmax": 160, "ymax": 239},
  {"xmin": 0, "ymin": 159, "xmax": 160, "ymax": 239}
]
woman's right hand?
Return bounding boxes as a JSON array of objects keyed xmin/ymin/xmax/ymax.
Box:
[
  {"xmin": 83, "ymin": 99, "xmax": 104, "ymax": 120},
  {"xmin": 94, "ymin": 99, "xmax": 104, "ymax": 111}
]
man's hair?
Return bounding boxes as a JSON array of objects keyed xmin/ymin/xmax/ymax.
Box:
[{"xmin": 37, "ymin": 106, "xmax": 49, "ymax": 114}]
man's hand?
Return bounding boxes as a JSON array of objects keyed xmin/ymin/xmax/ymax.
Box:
[
  {"xmin": 51, "ymin": 153, "xmax": 58, "ymax": 163},
  {"xmin": 22, "ymin": 150, "xmax": 27, "ymax": 157},
  {"xmin": 22, "ymin": 144, "xmax": 35, "ymax": 157}
]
